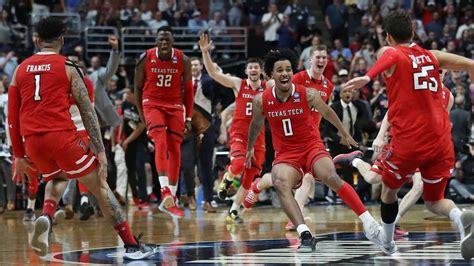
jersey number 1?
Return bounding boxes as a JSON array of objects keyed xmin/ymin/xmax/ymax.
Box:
[{"xmin": 34, "ymin": 74, "xmax": 41, "ymax": 101}]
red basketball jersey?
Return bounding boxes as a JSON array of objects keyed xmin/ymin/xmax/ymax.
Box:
[
  {"xmin": 292, "ymin": 69, "xmax": 334, "ymax": 129},
  {"xmin": 230, "ymin": 79, "xmax": 266, "ymax": 145},
  {"xmin": 384, "ymin": 43, "xmax": 450, "ymax": 159},
  {"xmin": 262, "ymin": 84, "xmax": 318, "ymax": 153},
  {"xmin": 441, "ymin": 85, "xmax": 451, "ymax": 109},
  {"xmin": 15, "ymin": 53, "xmax": 75, "ymax": 136},
  {"xmin": 143, "ymin": 47, "xmax": 184, "ymax": 106}
]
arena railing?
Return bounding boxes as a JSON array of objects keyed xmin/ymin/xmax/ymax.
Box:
[
  {"xmin": 85, "ymin": 26, "xmax": 120, "ymax": 61},
  {"xmin": 120, "ymin": 26, "xmax": 247, "ymax": 61}
]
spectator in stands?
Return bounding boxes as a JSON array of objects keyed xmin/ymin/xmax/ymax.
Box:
[
  {"xmin": 168, "ymin": 11, "xmax": 187, "ymax": 27},
  {"xmin": 450, "ymin": 144, "xmax": 474, "ymax": 203},
  {"xmin": 354, "ymin": 42, "xmax": 375, "ymax": 68},
  {"xmin": 333, "ymin": 68, "xmax": 349, "ymax": 101},
  {"xmin": 325, "ymin": 0, "xmax": 348, "ymax": 44},
  {"xmin": 245, "ymin": 0, "xmax": 268, "ymax": 26},
  {"xmin": 149, "ymin": 11, "xmax": 169, "ymax": 33},
  {"xmin": 261, "ymin": 3, "xmax": 283, "ymax": 53},
  {"xmin": 228, "ymin": 0, "xmax": 243, "ymax": 26},
  {"xmin": 460, "ymin": 28, "xmax": 474, "ymax": 58},
  {"xmin": 0, "ymin": 80, "xmax": 13, "ymax": 214},
  {"xmin": 188, "ymin": 11, "xmax": 208, "ymax": 34},
  {"xmin": 330, "ymin": 38, "xmax": 352, "ymax": 68},
  {"xmin": 450, "ymin": 94, "xmax": 471, "ymax": 160},
  {"xmin": 0, "ymin": 51, "xmax": 18, "ymax": 84},
  {"xmin": 276, "ymin": 15, "xmax": 296, "ymax": 50},
  {"xmin": 370, "ymin": 80, "xmax": 388, "ymax": 126},
  {"xmin": 298, "ymin": 35, "xmax": 321, "ymax": 70},
  {"xmin": 0, "ymin": 10, "xmax": 24, "ymax": 51},
  {"xmin": 355, "ymin": 15, "xmax": 370, "ymax": 44},
  {"xmin": 444, "ymin": 4, "xmax": 458, "ymax": 31},
  {"xmin": 425, "ymin": 11, "xmax": 443, "ymax": 39},
  {"xmin": 412, "ymin": 18, "xmax": 428, "ymax": 43},
  {"xmin": 120, "ymin": 0, "xmax": 138, "ymax": 27},
  {"xmin": 181, "ymin": 0, "xmax": 196, "ymax": 21},
  {"xmin": 299, "ymin": 16, "xmax": 322, "ymax": 50},
  {"xmin": 4, "ymin": 1, "xmax": 32, "ymax": 26},
  {"xmin": 208, "ymin": 10, "xmax": 227, "ymax": 36},
  {"xmin": 284, "ymin": 0, "xmax": 309, "ymax": 33},
  {"xmin": 446, "ymin": 40, "xmax": 458, "ymax": 54},
  {"xmin": 456, "ymin": 16, "xmax": 473, "ymax": 41},
  {"xmin": 139, "ymin": 2, "xmax": 153, "ymax": 24},
  {"xmin": 65, "ymin": 0, "xmax": 82, "ymax": 13}
]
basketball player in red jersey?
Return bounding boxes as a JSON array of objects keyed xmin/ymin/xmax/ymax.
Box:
[
  {"xmin": 9, "ymin": 18, "xmax": 156, "ymax": 260},
  {"xmin": 246, "ymin": 49, "xmax": 381, "ymax": 252},
  {"xmin": 334, "ymin": 70, "xmax": 454, "ymax": 237},
  {"xmin": 243, "ymin": 45, "xmax": 335, "ymax": 231},
  {"xmin": 343, "ymin": 10, "xmax": 474, "ymax": 258},
  {"xmin": 199, "ymin": 34, "xmax": 266, "ymax": 223},
  {"xmin": 135, "ymin": 26, "xmax": 193, "ymax": 219}
]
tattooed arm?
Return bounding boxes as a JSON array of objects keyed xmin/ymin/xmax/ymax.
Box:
[
  {"xmin": 68, "ymin": 65, "xmax": 107, "ymax": 179},
  {"xmin": 306, "ymin": 88, "xmax": 358, "ymax": 148},
  {"xmin": 245, "ymin": 93, "xmax": 265, "ymax": 168}
]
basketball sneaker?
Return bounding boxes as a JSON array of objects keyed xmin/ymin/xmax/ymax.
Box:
[
  {"xmin": 79, "ymin": 202, "xmax": 94, "ymax": 221},
  {"xmin": 159, "ymin": 186, "xmax": 175, "ymax": 209},
  {"xmin": 296, "ymin": 231, "xmax": 317, "ymax": 253},
  {"xmin": 218, "ymin": 172, "xmax": 234, "ymax": 200},
  {"xmin": 394, "ymin": 224, "xmax": 409, "ymax": 237},
  {"xmin": 23, "ymin": 209, "xmax": 36, "ymax": 222},
  {"xmin": 333, "ymin": 150, "xmax": 363, "ymax": 168},
  {"xmin": 53, "ymin": 209, "xmax": 66, "ymax": 225},
  {"xmin": 123, "ymin": 234, "xmax": 158, "ymax": 260},
  {"xmin": 226, "ymin": 210, "xmax": 244, "ymax": 224},
  {"xmin": 243, "ymin": 178, "xmax": 261, "ymax": 209},
  {"xmin": 461, "ymin": 210, "xmax": 474, "ymax": 260},
  {"xmin": 159, "ymin": 196, "xmax": 184, "ymax": 218},
  {"xmin": 31, "ymin": 215, "xmax": 52, "ymax": 257},
  {"xmin": 363, "ymin": 220, "xmax": 398, "ymax": 254}
]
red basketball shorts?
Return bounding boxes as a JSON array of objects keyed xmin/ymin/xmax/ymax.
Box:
[
  {"xmin": 143, "ymin": 103, "xmax": 185, "ymax": 138},
  {"xmin": 24, "ymin": 130, "xmax": 97, "ymax": 182}
]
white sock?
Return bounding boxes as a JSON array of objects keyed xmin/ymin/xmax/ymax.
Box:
[
  {"xmin": 230, "ymin": 202, "xmax": 239, "ymax": 213},
  {"xmin": 80, "ymin": 195, "xmax": 89, "ymax": 205},
  {"xmin": 27, "ymin": 199, "xmax": 36, "ymax": 210},
  {"xmin": 382, "ymin": 222, "xmax": 395, "ymax": 243},
  {"xmin": 394, "ymin": 214, "xmax": 402, "ymax": 225},
  {"xmin": 352, "ymin": 158, "xmax": 362, "ymax": 168},
  {"xmin": 449, "ymin": 208, "xmax": 464, "ymax": 239},
  {"xmin": 296, "ymin": 224, "xmax": 311, "ymax": 236},
  {"xmin": 169, "ymin": 185, "xmax": 177, "ymax": 196},
  {"xmin": 359, "ymin": 211, "xmax": 376, "ymax": 225},
  {"xmin": 159, "ymin": 176, "xmax": 169, "ymax": 188}
]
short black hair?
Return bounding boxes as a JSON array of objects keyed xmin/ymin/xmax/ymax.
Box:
[
  {"xmin": 157, "ymin": 26, "xmax": 173, "ymax": 35},
  {"xmin": 263, "ymin": 49, "xmax": 296, "ymax": 78},
  {"xmin": 383, "ymin": 10, "xmax": 413, "ymax": 43},
  {"xmin": 36, "ymin": 17, "xmax": 65, "ymax": 42}
]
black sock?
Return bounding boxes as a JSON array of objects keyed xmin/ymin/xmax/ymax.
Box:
[{"xmin": 381, "ymin": 201, "xmax": 399, "ymax": 224}]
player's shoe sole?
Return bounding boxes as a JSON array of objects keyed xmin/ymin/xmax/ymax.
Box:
[
  {"xmin": 53, "ymin": 209, "xmax": 66, "ymax": 225},
  {"xmin": 333, "ymin": 151, "xmax": 363, "ymax": 168},
  {"xmin": 31, "ymin": 216, "xmax": 51, "ymax": 257},
  {"xmin": 160, "ymin": 194, "xmax": 175, "ymax": 209},
  {"xmin": 461, "ymin": 210, "xmax": 474, "ymax": 260}
]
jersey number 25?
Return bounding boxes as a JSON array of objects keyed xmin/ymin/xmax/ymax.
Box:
[{"xmin": 412, "ymin": 63, "xmax": 438, "ymax": 92}]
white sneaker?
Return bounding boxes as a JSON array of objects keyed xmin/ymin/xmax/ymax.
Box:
[
  {"xmin": 53, "ymin": 209, "xmax": 66, "ymax": 225},
  {"xmin": 380, "ymin": 240, "xmax": 398, "ymax": 255},
  {"xmin": 123, "ymin": 237, "xmax": 158, "ymax": 260},
  {"xmin": 31, "ymin": 215, "xmax": 51, "ymax": 257},
  {"xmin": 363, "ymin": 221, "xmax": 398, "ymax": 254},
  {"xmin": 461, "ymin": 210, "xmax": 474, "ymax": 260}
]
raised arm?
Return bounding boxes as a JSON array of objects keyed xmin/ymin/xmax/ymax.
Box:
[
  {"xmin": 199, "ymin": 34, "xmax": 241, "ymax": 92},
  {"xmin": 245, "ymin": 93, "xmax": 265, "ymax": 168},
  {"xmin": 431, "ymin": 50, "xmax": 474, "ymax": 81},
  {"xmin": 68, "ymin": 65, "xmax": 107, "ymax": 179},
  {"xmin": 98, "ymin": 36, "xmax": 121, "ymax": 82},
  {"xmin": 307, "ymin": 88, "xmax": 358, "ymax": 148},
  {"xmin": 134, "ymin": 53, "xmax": 146, "ymax": 123}
]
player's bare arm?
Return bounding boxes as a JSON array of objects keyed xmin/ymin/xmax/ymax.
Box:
[
  {"xmin": 183, "ymin": 55, "xmax": 193, "ymax": 133},
  {"xmin": 430, "ymin": 50, "xmax": 474, "ymax": 81},
  {"xmin": 218, "ymin": 103, "xmax": 235, "ymax": 144},
  {"xmin": 245, "ymin": 93, "xmax": 265, "ymax": 168},
  {"xmin": 199, "ymin": 34, "xmax": 242, "ymax": 93},
  {"xmin": 447, "ymin": 91, "xmax": 454, "ymax": 113},
  {"xmin": 372, "ymin": 111, "xmax": 390, "ymax": 153},
  {"xmin": 306, "ymin": 88, "xmax": 358, "ymax": 148},
  {"xmin": 122, "ymin": 122, "xmax": 146, "ymax": 151},
  {"xmin": 134, "ymin": 53, "xmax": 146, "ymax": 123},
  {"xmin": 68, "ymin": 65, "xmax": 107, "ymax": 179}
]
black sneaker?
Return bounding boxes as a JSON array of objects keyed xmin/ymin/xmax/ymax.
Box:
[
  {"xmin": 79, "ymin": 202, "xmax": 94, "ymax": 221},
  {"xmin": 297, "ymin": 231, "xmax": 317, "ymax": 253},
  {"xmin": 218, "ymin": 173, "xmax": 234, "ymax": 200},
  {"xmin": 123, "ymin": 234, "xmax": 158, "ymax": 260},
  {"xmin": 23, "ymin": 208, "xmax": 36, "ymax": 222},
  {"xmin": 226, "ymin": 210, "xmax": 244, "ymax": 224},
  {"xmin": 333, "ymin": 150, "xmax": 363, "ymax": 168}
]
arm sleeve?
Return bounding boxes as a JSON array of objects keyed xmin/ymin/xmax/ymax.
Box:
[
  {"xmin": 98, "ymin": 51, "xmax": 121, "ymax": 82},
  {"xmin": 184, "ymin": 79, "xmax": 194, "ymax": 119},
  {"xmin": 7, "ymin": 85, "xmax": 25, "ymax": 157},
  {"xmin": 366, "ymin": 49, "xmax": 398, "ymax": 80}
]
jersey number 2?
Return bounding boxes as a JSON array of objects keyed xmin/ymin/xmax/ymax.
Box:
[
  {"xmin": 282, "ymin": 118, "xmax": 293, "ymax": 136},
  {"xmin": 34, "ymin": 74, "xmax": 41, "ymax": 101},
  {"xmin": 245, "ymin": 102, "xmax": 252, "ymax": 116}
]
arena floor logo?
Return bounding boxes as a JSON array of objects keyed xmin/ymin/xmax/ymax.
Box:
[{"xmin": 44, "ymin": 232, "xmax": 471, "ymax": 265}]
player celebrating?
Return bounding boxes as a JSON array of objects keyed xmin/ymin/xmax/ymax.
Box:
[
  {"xmin": 246, "ymin": 49, "xmax": 382, "ymax": 252},
  {"xmin": 9, "ymin": 17, "xmax": 156, "ymax": 260},
  {"xmin": 334, "ymin": 70, "xmax": 454, "ymax": 236},
  {"xmin": 135, "ymin": 26, "xmax": 194, "ymax": 218},
  {"xmin": 343, "ymin": 10, "xmax": 474, "ymax": 258},
  {"xmin": 243, "ymin": 45, "xmax": 335, "ymax": 231},
  {"xmin": 199, "ymin": 34, "xmax": 266, "ymax": 223}
]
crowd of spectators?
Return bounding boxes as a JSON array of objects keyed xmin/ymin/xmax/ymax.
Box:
[{"xmin": 0, "ymin": 0, "xmax": 474, "ymax": 215}]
